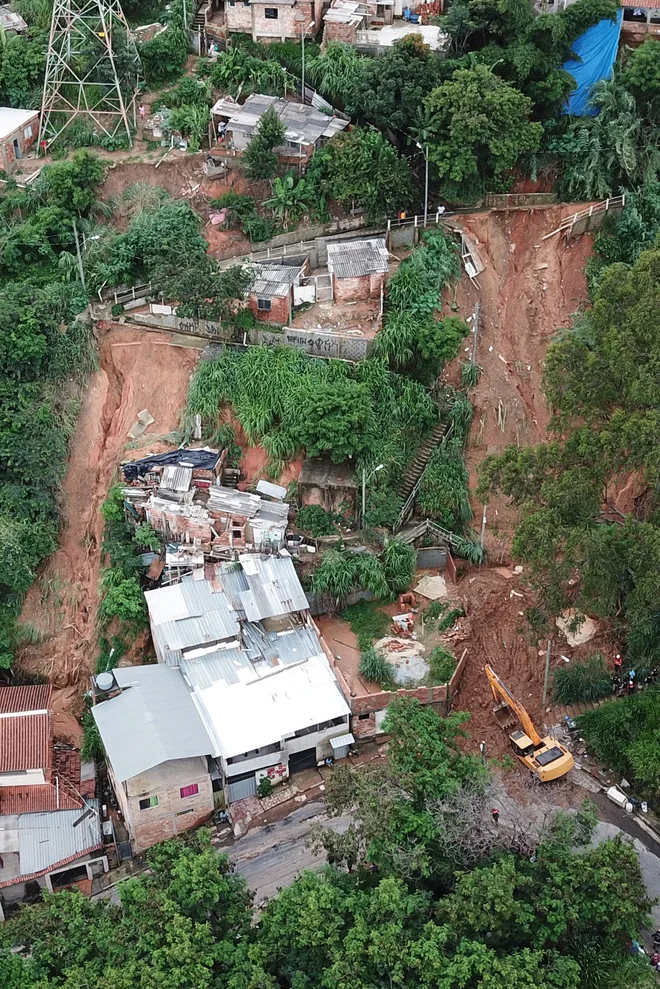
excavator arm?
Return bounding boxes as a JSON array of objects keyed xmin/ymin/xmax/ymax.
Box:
[{"xmin": 484, "ymin": 664, "xmax": 542, "ymax": 746}]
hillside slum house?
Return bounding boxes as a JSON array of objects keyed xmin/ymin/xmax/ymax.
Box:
[
  {"xmin": 211, "ymin": 94, "xmax": 349, "ymax": 163},
  {"xmin": 326, "ymin": 238, "xmax": 390, "ymax": 303},
  {"xmin": 246, "ymin": 258, "xmax": 309, "ymax": 325},
  {"xmin": 0, "ymin": 686, "xmax": 106, "ymax": 920},
  {"xmin": 92, "ymin": 554, "xmax": 351, "ymax": 851},
  {"xmin": 121, "ymin": 448, "xmax": 291, "ymax": 568}
]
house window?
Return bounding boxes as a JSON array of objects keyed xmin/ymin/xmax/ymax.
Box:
[
  {"xmin": 358, "ymin": 713, "xmax": 371, "ymax": 721},
  {"xmin": 180, "ymin": 783, "xmax": 199, "ymax": 798},
  {"xmin": 24, "ymin": 125, "xmax": 32, "ymax": 139},
  {"xmin": 139, "ymin": 795, "xmax": 159, "ymax": 810},
  {"xmin": 257, "ymin": 298, "xmax": 272, "ymax": 311},
  {"xmin": 264, "ymin": 6, "xmax": 278, "ymax": 16}
]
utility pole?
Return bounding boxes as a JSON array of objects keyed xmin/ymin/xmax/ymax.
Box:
[
  {"xmin": 301, "ymin": 21, "xmax": 315, "ymax": 105},
  {"xmin": 542, "ymin": 639, "xmax": 552, "ymax": 708}
]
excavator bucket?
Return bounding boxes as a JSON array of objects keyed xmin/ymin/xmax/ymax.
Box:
[{"xmin": 493, "ymin": 702, "xmax": 516, "ymax": 731}]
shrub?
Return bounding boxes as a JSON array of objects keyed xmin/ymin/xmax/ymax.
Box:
[
  {"xmin": 359, "ymin": 646, "xmax": 395, "ymax": 689},
  {"xmin": 428, "ymin": 646, "xmax": 456, "ymax": 685},
  {"xmin": 382, "ymin": 538, "xmax": 416, "ymax": 596},
  {"xmin": 81, "ymin": 711, "xmax": 105, "ymax": 763},
  {"xmin": 342, "ymin": 600, "xmax": 391, "ymax": 650},
  {"xmin": 461, "ymin": 360, "xmax": 482, "ymax": 389},
  {"xmin": 257, "ymin": 777, "xmax": 273, "ymax": 798},
  {"xmin": 551, "ymin": 653, "xmax": 612, "ymax": 705},
  {"xmin": 295, "ymin": 504, "xmax": 336, "ymax": 537}
]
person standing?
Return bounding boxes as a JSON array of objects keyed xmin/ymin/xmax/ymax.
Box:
[{"xmin": 491, "ymin": 808, "xmax": 500, "ymax": 826}]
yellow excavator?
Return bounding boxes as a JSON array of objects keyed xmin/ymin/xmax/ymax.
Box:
[{"xmin": 484, "ymin": 665, "xmax": 574, "ymax": 782}]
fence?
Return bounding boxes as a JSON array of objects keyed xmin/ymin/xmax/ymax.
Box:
[{"xmin": 542, "ymin": 196, "xmax": 626, "ymax": 241}]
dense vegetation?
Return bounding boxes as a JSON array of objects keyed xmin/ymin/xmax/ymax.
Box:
[
  {"xmin": 577, "ymin": 688, "xmax": 660, "ymax": 797},
  {"xmin": 1, "ymin": 699, "xmax": 655, "ymax": 989},
  {"xmin": 0, "ymin": 153, "xmax": 105, "ymax": 667}
]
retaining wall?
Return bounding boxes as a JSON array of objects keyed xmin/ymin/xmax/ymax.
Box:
[{"xmin": 128, "ymin": 311, "xmax": 371, "ymax": 361}]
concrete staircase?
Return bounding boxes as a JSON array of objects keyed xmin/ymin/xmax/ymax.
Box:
[{"xmin": 397, "ymin": 421, "xmax": 447, "ymax": 501}]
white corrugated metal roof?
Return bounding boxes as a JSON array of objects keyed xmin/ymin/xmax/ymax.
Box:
[
  {"xmin": 193, "ymin": 652, "xmax": 350, "ymax": 759},
  {"xmin": 330, "ymin": 732, "xmax": 355, "ymax": 749},
  {"xmin": 0, "ymin": 107, "xmax": 38, "ymax": 142},
  {"xmin": 18, "ymin": 801, "xmax": 101, "ymax": 875},
  {"xmin": 91, "ymin": 665, "xmax": 213, "ymax": 782}
]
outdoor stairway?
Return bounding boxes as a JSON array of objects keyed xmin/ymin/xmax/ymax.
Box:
[
  {"xmin": 193, "ymin": 2, "xmax": 207, "ymax": 28},
  {"xmin": 397, "ymin": 421, "xmax": 448, "ymax": 500}
]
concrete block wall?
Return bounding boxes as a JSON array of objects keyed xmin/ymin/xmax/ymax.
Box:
[{"xmin": 126, "ymin": 769, "xmax": 214, "ymax": 853}]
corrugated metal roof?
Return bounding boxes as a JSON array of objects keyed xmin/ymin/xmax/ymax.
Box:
[
  {"xmin": 160, "ymin": 465, "xmax": 192, "ymax": 493},
  {"xmin": 0, "ymin": 6, "xmax": 28, "ymax": 31},
  {"xmin": 248, "ymin": 263, "xmax": 303, "ymax": 300},
  {"xmin": 243, "ymin": 622, "xmax": 322, "ymax": 666},
  {"xmin": 18, "ymin": 801, "xmax": 101, "ymax": 875},
  {"xmin": 92, "ymin": 665, "xmax": 213, "ymax": 782},
  {"xmin": 211, "ymin": 94, "xmax": 349, "ymax": 147},
  {"xmin": 327, "ymin": 238, "xmax": 390, "ymax": 279},
  {"xmin": 155, "ymin": 612, "xmax": 237, "ymax": 652},
  {"xmin": 238, "ymin": 555, "xmax": 309, "ymax": 621},
  {"xmin": 145, "ymin": 578, "xmax": 239, "ymax": 643},
  {"xmin": 181, "ymin": 647, "xmax": 253, "ymax": 689},
  {"xmin": 208, "ymin": 486, "xmax": 262, "ymax": 517}
]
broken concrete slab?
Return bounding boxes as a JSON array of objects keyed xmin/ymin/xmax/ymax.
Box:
[
  {"xmin": 137, "ymin": 408, "xmax": 155, "ymax": 426},
  {"xmin": 556, "ymin": 609, "xmax": 598, "ymax": 647},
  {"xmin": 414, "ymin": 574, "xmax": 449, "ymax": 600}
]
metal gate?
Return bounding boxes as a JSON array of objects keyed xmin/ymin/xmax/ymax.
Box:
[
  {"xmin": 227, "ymin": 775, "xmax": 257, "ymax": 803},
  {"xmin": 289, "ymin": 748, "xmax": 317, "ymax": 774}
]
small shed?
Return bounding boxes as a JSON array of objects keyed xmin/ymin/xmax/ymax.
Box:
[
  {"xmin": 0, "ymin": 107, "xmax": 39, "ymax": 173},
  {"xmin": 298, "ymin": 457, "xmax": 358, "ymax": 515},
  {"xmin": 327, "ymin": 238, "xmax": 390, "ymax": 302},
  {"xmin": 245, "ymin": 259, "xmax": 308, "ymax": 325}
]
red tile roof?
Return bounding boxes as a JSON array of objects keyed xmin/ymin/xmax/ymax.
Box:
[
  {"xmin": 0, "ymin": 684, "xmax": 53, "ymax": 774},
  {"xmin": 0, "ymin": 784, "xmax": 82, "ymax": 815},
  {"xmin": 0, "ymin": 712, "xmax": 51, "ymax": 773},
  {"xmin": 0, "ymin": 684, "xmax": 51, "ymax": 714}
]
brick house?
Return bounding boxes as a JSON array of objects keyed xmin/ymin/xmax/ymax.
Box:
[
  {"xmin": 327, "ymin": 238, "xmax": 390, "ymax": 302},
  {"xmin": 0, "ymin": 685, "xmax": 106, "ymax": 920},
  {"xmin": 223, "ymin": 0, "xmax": 323, "ymax": 41},
  {"xmin": 245, "ymin": 259, "xmax": 308, "ymax": 324},
  {"xmin": 91, "ymin": 665, "xmax": 215, "ymax": 853},
  {"xmin": 211, "ymin": 94, "xmax": 349, "ymax": 164},
  {"xmin": 0, "ymin": 107, "xmax": 38, "ymax": 174}
]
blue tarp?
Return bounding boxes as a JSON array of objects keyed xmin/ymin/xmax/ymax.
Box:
[{"xmin": 563, "ymin": 8, "xmax": 623, "ymax": 116}]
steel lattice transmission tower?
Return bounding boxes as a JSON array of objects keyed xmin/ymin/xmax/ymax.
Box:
[{"xmin": 39, "ymin": 0, "xmax": 141, "ymax": 149}]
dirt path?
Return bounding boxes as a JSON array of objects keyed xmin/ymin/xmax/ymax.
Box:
[
  {"xmin": 18, "ymin": 324, "xmax": 200, "ymax": 704},
  {"xmin": 446, "ymin": 206, "xmax": 594, "ymax": 562}
]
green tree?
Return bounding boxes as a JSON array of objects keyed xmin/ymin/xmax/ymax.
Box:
[
  {"xmin": 622, "ymin": 38, "xmax": 660, "ymax": 116},
  {"xmin": 295, "ymin": 377, "xmax": 378, "ymax": 461},
  {"xmin": 348, "ymin": 35, "xmax": 442, "ymax": 137},
  {"xmin": 244, "ymin": 106, "xmax": 286, "ymax": 180},
  {"xmin": 306, "ymin": 127, "xmax": 415, "ymax": 223},
  {"xmin": 425, "ymin": 62, "xmax": 542, "ymax": 196}
]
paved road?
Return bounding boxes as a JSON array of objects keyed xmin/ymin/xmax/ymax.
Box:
[
  {"xmin": 228, "ymin": 789, "xmax": 660, "ymax": 927},
  {"xmin": 228, "ymin": 801, "xmax": 350, "ymax": 904}
]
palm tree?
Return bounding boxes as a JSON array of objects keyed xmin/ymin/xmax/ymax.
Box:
[{"xmin": 264, "ymin": 174, "xmax": 309, "ymax": 229}]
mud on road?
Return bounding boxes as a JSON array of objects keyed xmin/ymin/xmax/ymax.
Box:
[{"xmin": 18, "ymin": 323, "xmax": 199, "ymax": 712}]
